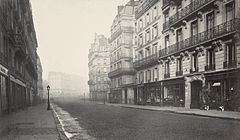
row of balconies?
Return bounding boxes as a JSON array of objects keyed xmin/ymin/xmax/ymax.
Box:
[
  {"xmin": 108, "ymin": 67, "xmax": 136, "ymax": 78},
  {"xmin": 163, "ymin": 0, "xmax": 214, "ymax": 31},
  {"xmin": 135, "ymin": 0, "xmax": 159, "ymax": 19},
  {"xmin": 133, "ymin": 53, "xmax": 159, "ymax": 70},
  {"xmin": 160, "ymin": 18, "xmax": 239, "ymax": 59},
  {"xmin": 109, "ymin": 27, "xmax": 134, "ymax": 43},
  {"xmin": 110, "ymin": 53, "xmax": 132, "ymax": 64},
  {"xmin": 141, "ymin": 60, "xmax": 237, "ymax": 83}
]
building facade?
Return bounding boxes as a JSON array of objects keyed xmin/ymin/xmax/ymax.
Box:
[
  {"xmin": 88, "ymin": 34, "xmax": 111, "ymax": 101},
  {"xmin": 0, "ymin": 0, "xmax": 39, "ymax": 115},
  {"xmin": 132, "ymin": 0, "xmax": 240, "ymax": 110},
  {"xmin": 108, "ymin": 0, "xmax": 138, "ymax": 104},
  {"xmin": 37, "ymin": 55, "xmax": 43, "ymax": 102},
  {"xmin": 48, "ymin": 72, "xmax": 86, "ymax": 98},
  {"xmin": 134, "ymin": 0, "xmax": 163, "ymax": 105}
]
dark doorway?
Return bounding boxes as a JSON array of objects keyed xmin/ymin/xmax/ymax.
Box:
[
  {"xmin": 134, "ymin": 88, "xmax": 137, "ymax": 104},
  {"xmin": 124, "ymin": 89, "xmax": 127, "ymax": 104},
  {"xmin": 191, "ymin": 80, "xmax": 202, "ymax": 108}
]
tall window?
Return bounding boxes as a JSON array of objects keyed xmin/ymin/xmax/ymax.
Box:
[
  {"xmin": 225, "ymin": 42, "xmax": 236, "ymax": 62},
  {"xmin": 153, "ymin": 6, "xmax": 158, "ymax": 19},
  {"xmin": 191, "ymin": 53, "xmax": 198, "ymax": 72},
  {"xmin": 165, "ymin": 61, "xmax": 170, "ymax": 74},
  {"xmin": 191, "ymin": 20, "xmax": 198, "ymax": 36},
  {"xmin": 176, "ymin": 57, "xmax": 182, "ymax": 72},
  {"xmin": 206, "ymin": 49, "xmax": 215, "ymax": 70},
  {"xmin": 176, "ymin": 28, "xmax": 183, "ymax": 43},
  {"xmin": 226, "ymin": 3, "xmax": 234, "ymax": 21},
  {"xmin": 165, "ymin": 35, "xmax": 170, "ymax": 52},
  {"xmin": 164, "ymin": 10, "xmax": 169, "ymax": 22},
  {"xmin": 146, "ymin": 29, "xmax": 150, "ymax": 42},
  {"xmin": 206, "ymin": 12, "xmax": 214, "ymax": 30},
  {"xmin": 146, "ymin": 13, "xmax": 150, "ymax": 25},
  {"xmin": 153, "ymin": 24, "xmax": 158, "ymax": 39}
]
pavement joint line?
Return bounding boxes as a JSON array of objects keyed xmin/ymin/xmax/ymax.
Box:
[{"xmin": 106, "ymin": 103, "xmax": 240, "ymax": 121}]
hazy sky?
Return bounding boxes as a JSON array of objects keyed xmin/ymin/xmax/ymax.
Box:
[{"xmin": 31, "ymin": 0, "xmax": 129, "ymax": 80}]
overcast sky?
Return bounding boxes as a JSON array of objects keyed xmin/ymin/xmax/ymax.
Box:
[{"xmin": 31, "ymin": 0, "xmax": 129, "ymax": 80}]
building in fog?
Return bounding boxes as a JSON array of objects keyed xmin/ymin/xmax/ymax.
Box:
[
  {"xmin": 48, "ymin": 72, "xmax": 87, "ymax": 98},
  {"xmin": 37, "ymin": 55, "xmax": 43, "ymax": 102},
  {"xmin": 108, "ymin": 0, "xmax": 138, "ymax": 104},
  {"xmin": 131, "ymin": 0, "xmax": 240, "ymax": 110},
  {"xmin": 88, "ymin": 34, "xmax": 111, "ymax": 101},
  {"xmin": 0, "ymin": 0, "xmax": 39, "ymax": 115}
]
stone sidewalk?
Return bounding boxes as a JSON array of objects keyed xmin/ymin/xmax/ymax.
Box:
[
  {"xmin": 0, "ymin": 103, "xmax": 66, "ymax": 140},
  {"xmin": 107, "ymin": 103, "xmax": 240, "ymax": 121}
]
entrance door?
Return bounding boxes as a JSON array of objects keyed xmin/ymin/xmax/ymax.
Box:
[
  {"xmin": 124, "ymin": 89, "xmax": 127, "ymax": 104},
  {"xmin": 191, "ymin": 80, "xmax": 202, "ymax": 108},
  {"xmin": 134, "ymin": 88, "xmax": 137, "ymax": 104}
]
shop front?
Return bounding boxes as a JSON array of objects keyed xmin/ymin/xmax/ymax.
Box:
[
  {"xmin": 205, "ymin": 69, "xmax": 240, "ymax": 111},
  {"xmin": 109, "ymin": 89, "xmax": 122, "ymax": 103},
  {"xmin": 136, "ymin": 82, "xmax": 161, "ymax": 105},
  {"xmin": 0, "ymin": 64, "xmax": 8, "ymax": 115},
  {"xmin": 162, "ymin": 78, "xmax": 185, "ymax": 107}
]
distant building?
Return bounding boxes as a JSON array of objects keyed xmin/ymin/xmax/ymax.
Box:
[
  {"xmin": 48, "ymin": 72, "xmax": 87, "ymax": 98},
  {"xmin": 108, "ymin": 0, "xmax": 138, "ymax": 104},
  {"xmin": 88, "ymin": 34, "xmax": 111, "ymax": 101},
  {"xmin": 37, "ymin": 55, "xmax": 43, "ymax": 101}
]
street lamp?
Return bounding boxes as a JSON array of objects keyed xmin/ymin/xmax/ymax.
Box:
[{"xmin": 47, "ymin": 85, "xmax": 51, "ymax": 110}]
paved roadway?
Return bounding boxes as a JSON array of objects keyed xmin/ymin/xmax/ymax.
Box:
[{"xmin": 54, "ymin": 99, "xmax": 240, "ymax": 140}]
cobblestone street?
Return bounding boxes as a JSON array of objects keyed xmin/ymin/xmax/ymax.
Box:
[{"xmin": 55, "ymin": 99, "xmax": 240, "ymax": 140}]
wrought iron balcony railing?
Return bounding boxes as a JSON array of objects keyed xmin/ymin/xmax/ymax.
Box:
[
  {"xmin": 110, "ymin": 53, "xmax": 132, "ymax": 64},
  {"xmin": 108, "ymin": 67, "xmax": 136, "ymax": 78},
  {"xmin": 164, "ymin": 73, "xmax": 170, "ymax": 79},
  {"xmin": 133, "ymin": 53, "xmax": 159, "ymax": 70},
  {"xmin": 163, "ymin": 0, "xmax": 214, "ymax": 30},
  {"xmin": 135, "ymin": 0, "xmax": 159, "ymax": 19},
  {"xmin": 223, "ymin": 60, "xmax": 237, "ymax": 69},
  {"xmin": 205, "ymin": 64, "xmax": 215, "ymax": 71},
  {"xmin": 159, "ymin": 19, "xmax": 239, "ymax": 58}
]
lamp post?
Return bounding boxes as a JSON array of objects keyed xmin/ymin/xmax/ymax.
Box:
[{"xmin": 47, "ymin": 85, "xmax": 50, "ymax": 110}]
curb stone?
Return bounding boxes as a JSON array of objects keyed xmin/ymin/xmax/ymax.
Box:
[{"xmin": 51, "ymin": 104, "xmax": 69, "ymax": 140}]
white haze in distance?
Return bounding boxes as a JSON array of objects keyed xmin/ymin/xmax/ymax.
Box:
[{"xmin": 31, "ymin": 0, "xmax": 129, "ymax": 80}]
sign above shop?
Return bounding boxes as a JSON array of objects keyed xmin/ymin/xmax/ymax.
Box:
[{"xmin": 0, "ymin": 64, "xmax": 8, "ymax": 76}]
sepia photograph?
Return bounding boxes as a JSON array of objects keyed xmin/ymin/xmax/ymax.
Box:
[{"xmin": 0, "ymin": 0, "xmax": 240, "ymax": 139}]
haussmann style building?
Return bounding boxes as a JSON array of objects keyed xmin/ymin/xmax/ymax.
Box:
[
  {"xmin": 88, "ymin": 34, "xmax": 111, "ymax": 102},
  {"xmin": 0, "ymin": 0, "xmax": 39, "ymax": 115},
  {"xmin": 108, "ymin": 0, "xmax": 139, "ymax": 104},
  {"xmin": 132, "ymin": 0, "xmax": 240, "ymax": 110}
]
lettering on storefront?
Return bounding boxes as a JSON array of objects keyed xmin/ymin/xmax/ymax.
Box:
[{"xmin": 0, "ymin": 64, "xmax": 8, "ymax": 76}]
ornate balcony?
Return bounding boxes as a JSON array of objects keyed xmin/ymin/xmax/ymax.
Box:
[
  {"xmin": 133, "ymin": 53, "xmax": 159, "ymax": 70},
  {"xmin": 205, "ymin": 64, "xmax": 215, "ymax": 71},
  {"xmin": 108, "ymin": 67, "xmax": 136, "ymax": 78},
  {"xmin": 8, "ymin": 33, "xmax": 26, "ymax": 55},
  {"xmin": 163, "ymin": 0, "xmax": 215, "ymax": 30},
  {"xmin": 176, "ymin": 71, "xmax": 183, "ymax": 76},
  {"xmin": 159, "ymin": 19, "xmax": 240, "ymax": 58},
  {"xmin": 110, "ymin": 53, "xmax": 132, "ymax": 64},
  {"xmin": 223, "ymin": 60, "xmax": 237, "ymax": 69},
  {"xmin": 164, "ymin": 73, "xmax": 170, "ymax": 79},
  {"xmin": 135, "ymin": 0, "xmax": 158, "ymax": 19}
]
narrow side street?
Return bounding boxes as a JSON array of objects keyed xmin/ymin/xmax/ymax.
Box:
[{"xmin": 54, "ymin": 99, "xmax": 240, "ymax": 140}]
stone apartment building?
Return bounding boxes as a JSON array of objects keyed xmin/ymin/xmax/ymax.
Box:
[
  {"xmin": 108, "ymin": 0, "xmax": 138, "ymax": 104},
  {"xmin": 132, "ymin": 0, "xmax": 240, "ymax": 110},
  {"xmin": 88, "ymin": 34, "xmax": 111, "ymax": 101},
  {"xmin": 0, "ymin": 0, "xmax": 39, "ymax": 115},
  {"xmin": 134, "ymin": 0, "xmax": 163, "ymax": 105}
]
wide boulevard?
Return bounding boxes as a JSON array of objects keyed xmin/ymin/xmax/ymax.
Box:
[{"xmin": 54, "ymin": 98, "xmax": 240, "ymax": 140}]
